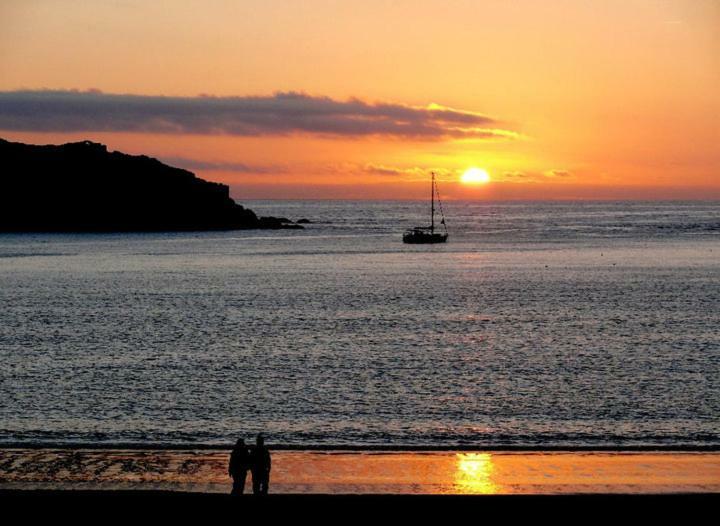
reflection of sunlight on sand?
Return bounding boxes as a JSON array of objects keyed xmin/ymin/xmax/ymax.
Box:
[
  {"xmin": 2, "ymin": 450, "xmax": 719, "ymax": 494},
  {"xmin": 454, "ymin": 453, "xmax": 500, "ymax": 494}
]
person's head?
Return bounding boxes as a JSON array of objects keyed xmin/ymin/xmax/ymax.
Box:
[
  {"xmin": 256, "ymin": 434, "xmax": 264, "ymax": 447},
  {"xmin": 235, "ymin": 438, "xmax": 245, "ymax": 448}
]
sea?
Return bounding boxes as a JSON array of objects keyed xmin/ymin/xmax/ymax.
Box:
[{"xmin": 1, "ymin": 200, "xmax": 718, "ymax": 448}]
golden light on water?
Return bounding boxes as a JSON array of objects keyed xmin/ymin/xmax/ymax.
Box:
[
  {"xmin": 460, "ymin": 168, "xmax": 491, "ymax": 184},
  {"xmin": 454, "ymin": 453, "xmax": 500, "ymax": 494}
]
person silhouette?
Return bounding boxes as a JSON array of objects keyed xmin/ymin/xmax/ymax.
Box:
[
  {"xmin": 251, "ymin": 434, "xmax": 271, "ymax": 495},
  {"xmin": 228, "ymin": 438, "xmax": 250, "ymax": 495}
]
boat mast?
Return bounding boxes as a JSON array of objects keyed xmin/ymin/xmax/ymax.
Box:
[{"xmin": 431, "ymin": 172, "xmax": 435, "ymax": 233}]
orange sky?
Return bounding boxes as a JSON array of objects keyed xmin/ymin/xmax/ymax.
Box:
[{"xmin": 1, "ymin": 0, "xmax": 718, "ymax": 200}]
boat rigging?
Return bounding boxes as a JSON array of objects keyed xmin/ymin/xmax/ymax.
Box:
[{"xmin": 403, "ymin": 172, "xmax": 448, "ymax": 244}]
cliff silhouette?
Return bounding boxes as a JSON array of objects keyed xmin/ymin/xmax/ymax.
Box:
[{"xmin": 0, "ymin": 138, "xmax": 301, "ymax": 232}]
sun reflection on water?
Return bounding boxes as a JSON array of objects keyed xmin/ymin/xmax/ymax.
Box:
[{"xmin": 454, "ymin": 453, "xmax": 500, "ymax": 494}]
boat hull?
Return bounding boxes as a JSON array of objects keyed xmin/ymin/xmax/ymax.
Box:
[{"xmin": 402, "ymin": 232, "xmax": 448, "ymax": 244}]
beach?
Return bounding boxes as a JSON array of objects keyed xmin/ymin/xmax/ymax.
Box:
[{"xmin": 2, "ymin": 448, "xmax": 718, "ymax": 494}]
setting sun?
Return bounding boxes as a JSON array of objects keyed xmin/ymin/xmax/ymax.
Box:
[{"xmin": 460, "ymin": 168, "xmax": 491, "ymax": 185}]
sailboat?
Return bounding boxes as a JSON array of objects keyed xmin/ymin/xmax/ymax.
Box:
[{"xmin": 403, "ymin": 172, "xmax": 448, "ymax": 244}]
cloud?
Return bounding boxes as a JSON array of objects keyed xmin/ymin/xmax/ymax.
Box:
[
  {"xmin": 160, "ymin": 157, "xmax": 284, "ymax": 174},
  {"xmin": 363, "ymin": 164, "xmax": 424, "ymax": 177},
  {"xmin": 502, "ymin": 171, "xmax": 532, "ymax": 180},
  {"xmin": 362, "ymin": 164, "xmax": 453, "ymax": 179},
  {"xmin": 0, "ymin": 89, "xmax": 516, "ymax": 140},
  {"xmin": 501, "ymin": 169, "xmax": 573, "ymax": 183},
  {"xmin": 545, "ymin": 169, "xmax": 571, "ymax": 178}
]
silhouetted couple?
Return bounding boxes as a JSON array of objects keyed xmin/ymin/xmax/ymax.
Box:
[{"xmin": 228, "ymin": 434, "xmax": 271, "ymax": 495}]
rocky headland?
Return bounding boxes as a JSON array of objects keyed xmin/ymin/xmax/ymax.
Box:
[{"xmin": 0, "ymin": 138, "xmax": 302, "ymax": 232}]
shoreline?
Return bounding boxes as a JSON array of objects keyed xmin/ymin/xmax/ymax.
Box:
[
  {"xmin": 2, "ymin": 444, "xmax": 718, "ymax": 451},
  {"xmin": 2, "ymin": 448, "xmax": 718, "ymax": 495}
]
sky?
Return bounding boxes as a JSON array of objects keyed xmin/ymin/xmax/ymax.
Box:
[{"xmin": 1, "ymin": 0, "xmax": 718, "ymax": 200}]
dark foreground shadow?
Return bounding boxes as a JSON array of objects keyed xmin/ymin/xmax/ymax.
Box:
[{"xmin": 1, "ymin": 490, "xmax": 717, "ymax": 522}]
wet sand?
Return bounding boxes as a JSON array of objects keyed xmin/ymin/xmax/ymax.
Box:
[{"xmin": 1, "ymin": 449, "xmax": 718, "ymax": 494}]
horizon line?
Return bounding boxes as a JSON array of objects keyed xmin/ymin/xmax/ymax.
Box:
[{"xmin": 236, "ymin": 197, "xmax": 720, "ymax": 203}]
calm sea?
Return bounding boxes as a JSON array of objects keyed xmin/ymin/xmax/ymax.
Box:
[{"xmin": 1, "ymin": 201, "xmax": 718, "ymax": 447}]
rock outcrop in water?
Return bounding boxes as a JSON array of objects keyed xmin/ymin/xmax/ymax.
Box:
[{"xmin": 0, "ymin": 138, "xmax": 301, "ymax": 232}]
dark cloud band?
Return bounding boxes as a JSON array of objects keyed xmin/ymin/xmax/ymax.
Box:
[{"xmin": 0, "ymin": 90, "xmax": 512, "ymax": 139}]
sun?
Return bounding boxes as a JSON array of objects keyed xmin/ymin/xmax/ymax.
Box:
[{"xmin": 460, "ymin": 168, "xmax": 491, "ymax": 184}]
